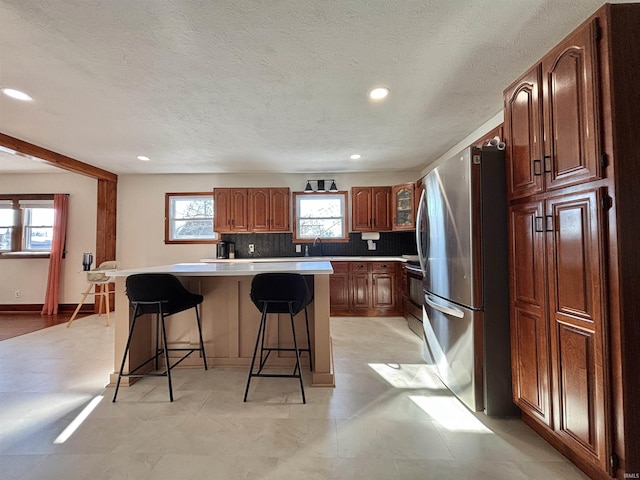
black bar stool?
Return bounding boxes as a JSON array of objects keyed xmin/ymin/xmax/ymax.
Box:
[
  {"xmin": 113, "ymin": 273, "xmax": 208, "ymax": 402},
  {"xmin": 243, "ymin": 273, "xmax": 313, "ymax": 404}
]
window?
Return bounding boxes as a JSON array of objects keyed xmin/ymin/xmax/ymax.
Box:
[
  {"xmin": 293, "ymin": 191, "xmax": 348, "ymax": 242},
  {"xmin": 0, "ymin": 195, "xmax": 55, "ymax": 256},
  {"xmin": 165, "ymin": 192, "xmax": 216, "ymax": 244}
]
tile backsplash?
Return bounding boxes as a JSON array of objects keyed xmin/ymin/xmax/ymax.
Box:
[{"xmin": 219, "ymin": 232, "xmax": 417, "ymax": 259}]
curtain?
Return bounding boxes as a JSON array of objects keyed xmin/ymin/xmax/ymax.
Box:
[{"xmin": 41, "ymin": 194, "xmax": 69, "ymax": 315}]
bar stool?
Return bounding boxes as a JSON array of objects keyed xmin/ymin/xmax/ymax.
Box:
[
  {"xmin": 243, "ymin": 273, "xmax": 313, "ymax": 404},
  {"xmin": 67, "ymin": 261, "xmax": 120, "ymax": 327},
  {"xmin": 112, "ymin": 273, "xmax": 208, "ymax": 402}
]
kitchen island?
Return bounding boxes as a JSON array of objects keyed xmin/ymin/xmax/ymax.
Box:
[{"xmin": 107, "ymin": 261, "xmax": 334, "ymax": 388}]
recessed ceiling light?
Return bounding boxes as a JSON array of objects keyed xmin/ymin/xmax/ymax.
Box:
[
  {"xmin": 369, "ymin": 87, "xmax": 389, "ymax": 100},
  {"xmin": 1, "ymin": 88, "xmax": 33, "ymax": 101},
  {"xmin": 350, "ymin": 154, "xmax": 362, "ymax": 160},
  {"xmin": 136, "ymin": 155, "xmax": 150, "ymax": 161}
]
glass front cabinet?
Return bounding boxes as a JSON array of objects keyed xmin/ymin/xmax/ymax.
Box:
[{"xmin": 392, "ymin": 182, "xmax": 416, "ymax": 231}]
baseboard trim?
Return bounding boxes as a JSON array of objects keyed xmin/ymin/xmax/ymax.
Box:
[{"xmin": 0, "ymin": 303, "xmax": 95, "ymax": 313}]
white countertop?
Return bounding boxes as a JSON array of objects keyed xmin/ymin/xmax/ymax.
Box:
[
  {"xmin": 200, "ymin": 256, "xmax": 414, "ymax": 264},
  {"xmin": 107, "ymin": 261, "xmax": 334, "ymax": 277}
]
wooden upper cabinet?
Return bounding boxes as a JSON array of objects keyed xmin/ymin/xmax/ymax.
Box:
[
  {"xmin": 392, "ymin": 183, "xmax": 415, "ymax": 231},
  {"xmin": 216, "ymin": 187, "xmax": 289, "ymax": 233},
  {"xmin": 268, "ymin": 187, "xmax": 290, "ymax": 231},
  {"xmin": 372, "ymin": 187, "xmax": 391, "ymax": 230},
  {"xmin": 229, "ymin": 189, "xmax": 249, "ymax": 232},
  {"xmin": 352, "ymin": 187, "xmax": 372, "ymax": 231},
  {"xmin": 542, "ymin": 19, "xmax": 601, "ymax": 191},
  {"xmin": 352, "ymin": 186, "xmax": 392, "ymax": 232},
  {"xmin": 249, "ymin": 188, "xmax": 270, "ymax": 231},
  {"xmin": 504, "ymin": 19, "xmax": 602, "ymax": 201},
  {"xmin": 504, "ymin": 65, "xmax": 544, "ymax": 200},
  {"xmin": 214, "ymin": 188, "xmax": 232, "ymax": 232}
]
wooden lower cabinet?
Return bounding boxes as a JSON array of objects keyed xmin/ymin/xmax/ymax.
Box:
[
  {"xmin": 547, "ymin": 189, "xmax": 609, "ymax": 468},
  {"xmin": 329, "ymin": 261, "xmax": 401, "ymax": 316},
  {"xmin": 509, "ymin": 187, "xmax": 610, "ymax": 475},
  {"xmin": 509, "ymin": 200, "xmax": 552, "ymax": 427},
  {"xmin": 328, "ymin": 262, "xmax": 349, "ymax": 311}
]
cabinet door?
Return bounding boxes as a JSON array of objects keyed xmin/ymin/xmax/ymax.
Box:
[
  {"xmin": 214, "ymin": 188, "xmax": 231, "ymax": 232},
  {"xmin": 230, "ymin": 189, "xmax": 249, "ymax": 232},
  {"xmin": 351, "ymin": 272, "xmax": 370, "ymax": 311},
  {"xmin": 249, "ymin": 188, "xmax": 270, "ymax": 232},
  {"xmin": 371, "ymin": 273, "xmax": 395, "ymax": 309},
  {"xmin": 542, "ymin": 19, "xmax": 601, "ymax": 191},
  {"xmin": 508, "ymin": 200, "xmax": 552, "ymax": 426},
  {"xmin": 546, "ymin": 188, "xmax": 609, "ymax": 470},
  {"xmin": 504, "ymin": 65, "xmax": 544, "ymax": 200},
  {"xmin": 269, "ymin": 188, "xmax": 290, "ymax": 231},
  {"xmin": 329, "ymin": 262, "xmax": 350, "ymax": 315},
  {"xmin": 372, "ymin": 187, "xmax": 392, "ymax": 231},
  {"xmin": 352, "ymin": 187, "xmax": 372, "ymax": 231},
  {"xmin": 392, "ymin": 183, "xmax": 415, "ymax": 231}
]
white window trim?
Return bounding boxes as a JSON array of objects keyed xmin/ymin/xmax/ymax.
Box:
[
  {"xmin": 165, "ymin": 192, "xmax": 216, "ymax": 244},
  {"xmin": 293, "ymin": 191, "xmax": 349, "ymax": 242}
]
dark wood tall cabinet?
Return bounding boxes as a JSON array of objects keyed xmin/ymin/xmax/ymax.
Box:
[{"xmin": 505, "ymin": 4, "xmax": 640, "ymax": 479}]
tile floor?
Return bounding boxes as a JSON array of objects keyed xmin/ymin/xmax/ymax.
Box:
[{"xmin": 0, "ymin": 314, "xmax": 588, "ymax": 480}]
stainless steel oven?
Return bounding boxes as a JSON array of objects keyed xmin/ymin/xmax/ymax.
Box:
[{"xmin": 404, "ymin": 263, "xmax": 424, "ymax": 338}]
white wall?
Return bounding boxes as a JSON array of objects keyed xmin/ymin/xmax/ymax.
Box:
[
  {"xmin": 117, "ymin": 171, "xmax": 420, "ymax": 269},
  {"xmin": 420, "ymin": 110, "xmax": 504, "ymax": 176},
  {"xmin": 0, "ymin": 173, "xmax": 97, "ymax": 304}
]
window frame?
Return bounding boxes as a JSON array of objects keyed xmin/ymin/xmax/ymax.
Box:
[
  {"xmin": 292, "ymin": 191, "xmax": 349, "ymax": 243},
  {"xmin": 164, "ymin": 192, "xmax": 216, "ymax": 244},
  {"xmin": 0, "ymin": 194, "xmax": 55, "ymax": 258}
]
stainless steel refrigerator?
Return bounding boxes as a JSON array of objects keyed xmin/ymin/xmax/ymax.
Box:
[{"xmin": 416, "ymin": 146, "xmax": 518, "ymax": 416}]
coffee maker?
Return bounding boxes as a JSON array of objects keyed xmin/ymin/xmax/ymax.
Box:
[{"xmin": 217, "ymin": 241, "xmax": 235, "ymax": 259}]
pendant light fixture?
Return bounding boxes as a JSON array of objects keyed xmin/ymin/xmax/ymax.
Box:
[{"xmin": 303, "ymin": 179, "xmax": 339, "ymax": 193}]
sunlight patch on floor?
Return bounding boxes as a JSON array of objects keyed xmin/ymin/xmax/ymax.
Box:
[
  {"xmin": 368, "ymin": 363, "xmax": 448, "ymax": 389},
  {"xmin": 54, "ymin": 395, "xmax": 104, "ymax": 444},
  {"xmin": 410, "ymin": 395, "xmax": 492, "ymax": 433}
]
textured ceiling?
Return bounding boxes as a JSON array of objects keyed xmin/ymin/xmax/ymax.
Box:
[{"xmin": 0, "ymin": 1, "xmax": 631, "ymax": 175}]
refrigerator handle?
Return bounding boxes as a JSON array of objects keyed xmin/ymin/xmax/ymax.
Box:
[
  {"xmin": 416, "ymin": 188, "xmax": 427, "ymax": 275},
  {"xmin": 425, "ymin": 294, "xmax": 464, "ymax": 318}
]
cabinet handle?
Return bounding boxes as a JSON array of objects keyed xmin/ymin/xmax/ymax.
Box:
[
  {"xmin": 534, "ymin": 216, "xmax": 544, "ymax": 233},
  {"xmin": 533, "ymin": 159, "xmax": 542, "ymax": 176},
  {"xmin": 543, "ymin": 155, "xmax": 552, "ymax": 173},
  {"xmin": 545, "ymin": 215, "xmax": 554, "ymax": 232}
]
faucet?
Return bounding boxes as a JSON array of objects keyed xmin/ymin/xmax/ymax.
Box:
[{"xmin": 313, "ymin": 236, "xmax": 324, "ymax": 256}]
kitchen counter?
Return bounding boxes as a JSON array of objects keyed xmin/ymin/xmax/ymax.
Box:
[
  {"xmin": 108, "ymin": 261, "xmax": 334, "ymax": 388},
  {"xmin": 200, "ymin": 255, "xmax": 416, "ymax": 263},
  {"xmin": 109, "ymin": 261, "xmax": 334, "ymax": 276}
]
